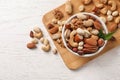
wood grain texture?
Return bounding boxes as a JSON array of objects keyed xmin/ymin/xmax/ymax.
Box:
[{"xmin": 42, "ymin": 0, "xmax": 120, "ymax": 70}]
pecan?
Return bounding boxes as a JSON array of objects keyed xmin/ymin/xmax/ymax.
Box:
[{"xmin": 53, "ymin": 10, "xmax": 64, "ymax": 20}]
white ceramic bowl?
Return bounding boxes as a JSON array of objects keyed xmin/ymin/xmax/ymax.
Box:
[{"xmin": 62, "ymin": 12, "xmax": 108, "ymax": 57}]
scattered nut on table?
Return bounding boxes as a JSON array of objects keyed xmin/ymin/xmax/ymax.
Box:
[
  {"xmin": 53, "ymin": 9, "xmax": 64, "ymax": 20},
  {"xmin": 40, "ymin": 37, "xmax": 44, "ymax": 43},
  {"xmin": 31, "ymin": 38, "xmax": 38, "ymax": 44},
  {"xmin": 65, "ymin": 0, "xmax": 73, "ymax": 15},
  {"xmin": 52, "ymin": 48, "xmax": 58, "ymax": 54},
  {"xmin": 79, "ymin": 5, "xmax": 85, "ymax": 12},
  {"xmin": 30, "ymin": 31, "xmax": 34, "ymax": 38},
  {"xmin": 27, "ymin": 43, "xmax": 36, "ymax": 49},
  {"xmin": 43, "ymin": 38, "xmax": 49, "ymax": 46},
  {"xmin": 34, "ymin": 32, "xmax": 43, "ymax": 39},
  {"xmin": 33, "ymin": 27, "xmax": 41, "ymax": 33},
  {"xmin": 41, "ymin": 44, "xmax": 51, "ymax": 52}
]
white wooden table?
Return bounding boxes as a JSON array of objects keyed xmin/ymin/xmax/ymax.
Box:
[{"xmin": 0, "ymin": 0, "xmax": 120, "ymax": 80}]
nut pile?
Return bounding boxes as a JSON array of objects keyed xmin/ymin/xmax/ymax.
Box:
[
  {"xmin": 26, "ymin": 27, "xmax": 57, "ymax": 54},
  {"xmin": 63, "ymin": 13, "xmax": 105, "ymax": 55}
]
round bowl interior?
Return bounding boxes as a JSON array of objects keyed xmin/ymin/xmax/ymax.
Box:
[{"xmin": 62, "ymin": 12, "xmax": 108, "ymax": 57}]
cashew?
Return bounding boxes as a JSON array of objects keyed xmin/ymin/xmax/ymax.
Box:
[
  {"xmin": 108, "ymin": 0, "xmax": 117, "ymax": 11},
  {"xmin": 83, "ymin": 0, "xmax": 92, "ymax": 5},
  {"xmin": 79, "ymin": 5, "xmax": 85, "ymax": 12},
  {"xmin": 84, "ymin": 30, "xmax": 91, "ymax": 38},
  {"xmin": 34, "ymin": 32, "xmax": 43, "ymax": 39},
  {"xmin": 100, "ymin": 0, "xmax": 108, "ymax": 4},
  {"xmin": 107, "ymin": 15, "xmax": 113, "ymax": 21},
  {"xmin": 83, "ymin": 19, "xmax": 94, "ymax": 27},
  {"xmin": 52, "ymin": 18, "xmax": 58, "ymax": 24},
  {"xmin": 68, "ymin": 30, "xmax": 78, "ymax": 47},
  {"xmin": 40, "ymin": 37, "xmax": 44, "ymax": 43},
  {"xmin": 43, "ymin": 38, "xmax": 49, "ymax": 46},
  {"xmin": 76, "ymin": 13, "xmax": 87, "ymax": 20},
  {"xmin": 41, "ymin": 44, "xmax": 51, "ymax": 52},
  {"xmin": 100, "ymin": 17, "xmax": 106, "ymax": 23},
  {"xmin": 65, "ymin": 0, "xmax": 73, "ymax": 15},
  {"xmin": 115, "ymin": 16, "xmax": 120, "ymax": 24},
  {"xmin": 107, "ymin": 10, "xmax": 112, "ymax": 15},
  {"xmin": 91, "ymin": 29, "xmax": 99, "ymax": 35},
  {"xmin": 76, "ymin": 28, "xmax": 84, "ymax": 35},
  {"xmin": 31, "ymin": 38, "xmax": 38, "ymax": 44},
  {"xmin": 100, "ymin": 7, "xmax": 108, "ymax": 15},
  {"xmin": 52, "ymin": 33, "xmax": 61, "ymax": 40},
  {"xmin": 64, "ymin": 29, "xmax": 71, "ymax": 39},
  {"xmin": 112, "ymin": 11, "xmax": 119, "ymax": 17},
  {"xmin": 33, "ymin": 27, "xmax": 41, "ymax": 33}
]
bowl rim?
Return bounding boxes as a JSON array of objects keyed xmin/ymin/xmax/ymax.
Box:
[{"xmin": 62, "ymin": 12, "xmax": 108, "ymax": 57}]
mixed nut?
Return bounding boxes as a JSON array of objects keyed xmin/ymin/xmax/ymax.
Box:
[
  {"xmin": 26, "ymin": 0, "xmax": 120, "ymax": 57},
  {"xmin": 26, "ymin": 26, "xmax": 57, "ymax": 54},
  {"xmin": 63, "ymin": 13, "xmax": 106, "ymax": 55}
]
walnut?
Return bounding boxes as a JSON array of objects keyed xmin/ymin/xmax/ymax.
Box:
[{"xmin": 53, "ymin": 10, "xmax": 64, "ymax": 20}]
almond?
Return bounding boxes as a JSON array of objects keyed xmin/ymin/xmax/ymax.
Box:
[
  {"xmin": 109, "ymin": 23, "xmax": 117, "ymax": 32},
  {"xmin": 84, "ymin": 37, "xmax": 97, "ymax": 46},
  {"xmin": 83, "ymin": 47, "xmax": 98, "ymax": 53},
  {"xmin": 49, "ymin": 26, "xmax": 58, "ymax": 34},
  {"xmin": 84, "ymin": 44, "xmax": 97, "ymax": 48},
  {"xmin": 27, "ymin": 43, "xmax": 36, "ymax": 49},
  {"xmin": 30, "ymin": 31, "xmax": 34, "ymax": 38},
  {"xmin": 94, "ymin": 21, "xmax": 102, "ymax": 30},
  {"xmin": 98, "ymin": 38, "xmax": 105, "ymax": 47},
  {"xmin": 74, "ymin": 34, "xmax": 82, "ymax": 42}
]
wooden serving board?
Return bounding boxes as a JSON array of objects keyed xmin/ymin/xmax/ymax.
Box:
[{"xmin": 42, "ymin": 0, "xmax": 120, "ymax": 70}]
